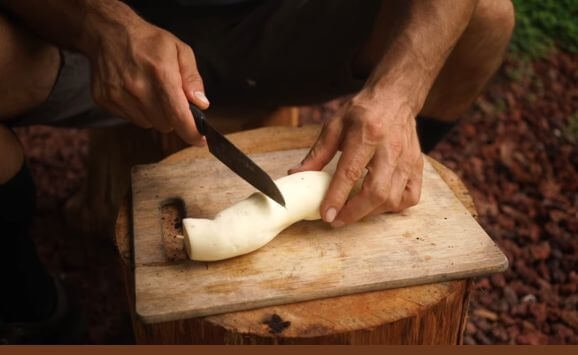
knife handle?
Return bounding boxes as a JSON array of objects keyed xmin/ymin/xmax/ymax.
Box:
[{"xmin": 189, "ymin": 103, "xmax": 207, "ymax": 136}]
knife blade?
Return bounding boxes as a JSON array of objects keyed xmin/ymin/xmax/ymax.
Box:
[{"xmin": 189, "ymin": 104, "xmax": 286, "ymax": 207}]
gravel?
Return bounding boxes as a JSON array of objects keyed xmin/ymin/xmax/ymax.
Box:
[{"xmin": 12, "ymin": 51, "xmax": 577, "ymax": 344}]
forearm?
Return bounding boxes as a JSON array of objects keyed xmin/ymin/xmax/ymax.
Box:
[
  {"xmin": 357, "ymin": 0, "xmax": 478, "ymax": 114},
  {"xmin": 1, "ymin": 0, "xmax": 142, "ymax": 55}
]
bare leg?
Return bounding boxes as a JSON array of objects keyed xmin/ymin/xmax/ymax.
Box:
[
  {"xmin": 421, "ymin": 0, "xmax": 515, "ymax": 120},
  {"xmin": 0, "ymin": 13, "xmax": 60, "ymax": 119},
  {"xmin": 0, "ymin": 13, "xmax": 62, "ymax": 328},
  {"xmin": 0, "ymin": 12, "xmax": 60, "ymax": 181},
  {"xmin": 354, "ymin": 0, "xmax": 515, "ymax": 122},
  {"xmin": 0, "ymin": 126, "xmax": 23, "ymax": 183}
]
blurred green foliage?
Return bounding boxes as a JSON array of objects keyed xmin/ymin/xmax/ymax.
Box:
[
  {"xmin": 564, "ymin": 112, "xmax": 578, "ymax": 143},
  {"xmin": 510, "ymin": 0, "xmax": 578, "ymax": 59}
]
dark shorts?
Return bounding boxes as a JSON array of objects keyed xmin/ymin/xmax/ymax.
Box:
[{"xmin": 12, "ymin": 0, "xmax": 381, "ymax": 127}]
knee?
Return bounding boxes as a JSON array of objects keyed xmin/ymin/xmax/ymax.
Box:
[
  {"xmin": 0, "ymin": 13, "xmax": 20, "ymax": 76},
  {"xmin": 0, "ymin": 12, "xmax": 59, "ymax": 119},
  {"xmin": 471, "ymin": 0, "xmax": 515, "ymax": 43},
  {"xmin": 0, "ymin": 125, "xmax": 24, "ymax": 183}
]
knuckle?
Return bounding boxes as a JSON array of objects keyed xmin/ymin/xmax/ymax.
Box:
[
  {"xmin": 180, "ymin": 42, "xmax": 196, "ymax": 58},
  {"xmin": 403, "ymin": 185, "xmax": 421, "ymax": 206},
  {"xmin": 363, "ymin": 119, "xmax": 385, "ymax": 142},
  {"xmin": 140, "ymin": 54, "xmax": 157, "ymax": 69},
  {"xmin": 344, "ymin": 106, "xmax": 384, "ymax": 144},
  {"xmin": 409, "ymin": 189, "xmax": 421, "ymax": 206},
  {"xmin": 181, "ymin": 42, "xmax": 193, "ymax": 52},
  {"xmin": 374, "ymin": 188, "xmax": 389, "ymax": 204},
  {"xmin": 123, "ymin": 76, "xmax": 147, "ymax": 96},
  {"xmin": 183, "ymin": 71, "xmax": 202, "ymax": 84},
  {"xmin": 341, "ymin": 165, "xmax": 364, "ymax": 184},
  {"xmin": 365, "ymin": 183, "xmax": 388, "ymax": 204},
  {"xmin": 145, "ymin": 61, "xmax": 169, "ymax": 79},
  {"xmin": 416, "ymin": 155, "xmax": 425, "ymax": 169},
  {"xmin": 152, "ymin": 65, "xmax": 168, "ymax": 80}
]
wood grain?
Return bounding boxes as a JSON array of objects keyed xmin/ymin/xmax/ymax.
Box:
[
  {"xmin": 127, "ymin": 281, "xmax": 471, "ymax": 344},
  {"xmin": 130, "ymin": 130, "xmax": 507, "ymax": 324},
  {"xmin": 115, "ymin": 125, "xmax": 481, "ymax": 344}
]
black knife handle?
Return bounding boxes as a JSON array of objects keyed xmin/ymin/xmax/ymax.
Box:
[{"xmin": 189, "ymin": 104, "xmax": 207, "ymax": 136}]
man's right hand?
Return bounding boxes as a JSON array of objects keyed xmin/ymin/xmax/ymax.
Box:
[{"xmin": 83, "ymin": 6, "xmax": 209, "ymax": 145}]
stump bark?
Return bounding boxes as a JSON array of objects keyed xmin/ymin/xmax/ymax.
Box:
[{"xmin": 115, "ymin": 125, "xmax": 475, "ymax": 344}]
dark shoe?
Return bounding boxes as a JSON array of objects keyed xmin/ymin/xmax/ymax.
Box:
[
  {"xmin": 0, "ymin": 275, "xmax": 88, "ymax": 344},
  {"xmin": 1, "ymin": 164, "xmax": 89, "ymax": 344}
]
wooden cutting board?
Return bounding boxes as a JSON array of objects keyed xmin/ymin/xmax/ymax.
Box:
[{"xmin": 131, "ymin": 148, "xmax": 507, "ymax": 324}]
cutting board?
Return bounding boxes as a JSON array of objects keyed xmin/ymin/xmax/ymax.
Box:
[{"xmin": 131, "ymin": 148, "xmax": 507, "ymax": 324}]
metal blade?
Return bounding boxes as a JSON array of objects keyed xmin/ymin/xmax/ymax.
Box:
[
  {"xmin": 190, "ymin": 105, "xmax": 285, "ymax": 207},
  {"xmin": 204, "ymin": 124, "xmax": 286, "ymax": 207}
]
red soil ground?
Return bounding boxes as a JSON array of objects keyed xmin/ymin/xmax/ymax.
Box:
[{"xmin": 13, "ymin": 52, "xmax": 577, "ymax": 344}]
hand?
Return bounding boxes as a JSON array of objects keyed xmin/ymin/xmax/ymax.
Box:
[
  {"xmin": 87, "ymin": 16, "xmax": 209, "ymax": 144},
  {"xmin": 289, "ymin": 94, "xmax": 424, "ymax": 227}
]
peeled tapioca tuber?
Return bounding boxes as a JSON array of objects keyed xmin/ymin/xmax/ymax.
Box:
[{"xmin": 182, "ymin": 171, "xmax": 331, "ymax": 261}]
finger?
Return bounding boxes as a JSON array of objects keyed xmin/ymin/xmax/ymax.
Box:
[
  {"xmin": 124, "ymin": 82, "xmax": 173, "ymax": 133},
  {"xmin": 107, "ymin": 94, "xmax": 153, "ymax": 129},
  {"xmin": 370, "ymin": 171, "xmax": 422, "ymax": 216},
  {"xmin": 156, "ymin": 74, "xmax": 204, "ymax": 145},
  {"xmin": 121, "ymin": 101, "xmax": 156, "ymax": 130},
  {"xmin": 288, "ymin": 117, "xmax": 342, "ymax": 174},
  {"xmin": 332, "ymin": 155, "xmax": 395, "ymax": 225},
  {"xmin": 399, "ymin": 154, "xmax": 423, "ymax": 210},
  {"xmin": 384, "ymin": 170, "xmax": 409, "ymax": 213},
  {"xmin": 91, "ymin": 70, "xmax": 157, "ymax": 130},
  {"xmin": 91, "ymin": 83, "xmax": 144, "ymax": 129},
  {"xmin": 177, "ymin": 43, "xmax": 209, "ymax": 110},
  {"xmin": 382, "ymin": 169, "xmax": 408, "ymax": 212},
  {"xmin": 320, "ymin": 131, "xmax": 375, "ymax": 225},
  {"xmin": 402, "ymin": 174, "xmax": 423, "ymax": 209}
]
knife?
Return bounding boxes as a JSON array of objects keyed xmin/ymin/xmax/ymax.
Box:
[{"xmin": 189, "ymin": 104, "xmax": 286, "ymax": 207}]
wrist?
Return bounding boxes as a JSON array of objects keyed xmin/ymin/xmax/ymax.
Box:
[
  {"xmin": 77, "ymin": 1, "xmax": 144, "ymax": 56},
  {"xmin": 352, "ymin": 79, "xmax": 425, "ymax": 120},
  {"xmin": 356, "ymin": 37, "xmax": 442, "ymax": 117}
]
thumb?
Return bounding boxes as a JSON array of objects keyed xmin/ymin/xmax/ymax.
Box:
[
  {"xmin": 177, "ymin": 43, "xmax": 210, "ymax": 110},
  {"xmin": 288, "ymin": 119, "xmax": 342, "ymax": 174}
]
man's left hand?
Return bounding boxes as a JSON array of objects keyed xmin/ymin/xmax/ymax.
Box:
[{"xmin": 289, "ymin": 93, "xmax": 423, "ymax": 227}]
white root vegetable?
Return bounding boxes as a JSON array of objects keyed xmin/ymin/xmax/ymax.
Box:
[{"xmin": 183, "ymin": 171, "xmax": 331, "ymax": 261}]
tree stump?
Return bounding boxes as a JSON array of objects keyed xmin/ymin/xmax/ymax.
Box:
[{"xmin": 115, "ymin": 125, "xmax": 476, "ymax": 344}]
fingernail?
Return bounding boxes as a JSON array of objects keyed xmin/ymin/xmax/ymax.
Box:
[
  {"xmin": 194, "ymin": 91, "xmax": 209, "ymax": 105},
  {"xmin": 325, "ymin": 207, "xmax": 337, "ymax": 223},
  {"xmin": 331, "ymin": 220, "xmax": 345, "ymax": 228}
]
